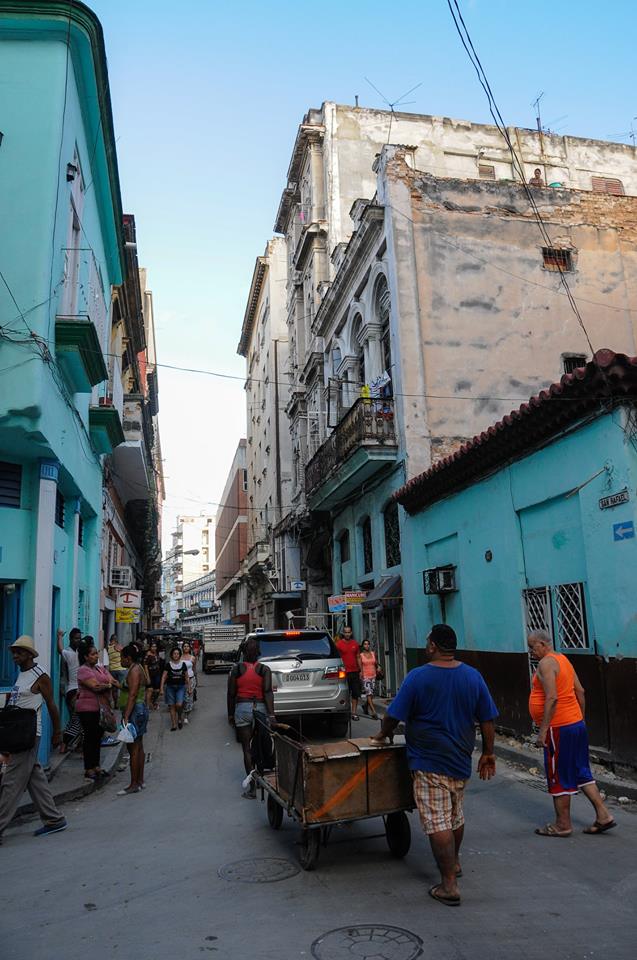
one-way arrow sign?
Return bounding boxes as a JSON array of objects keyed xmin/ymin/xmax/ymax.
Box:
[{"xmin": 613, "ymin": 520, "xmax": 635, "ymax": 542}]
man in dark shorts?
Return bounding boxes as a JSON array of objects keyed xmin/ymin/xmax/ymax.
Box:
[{"xmin": 335, "ymin": 625, "xmax": 362, "ymax": 720}]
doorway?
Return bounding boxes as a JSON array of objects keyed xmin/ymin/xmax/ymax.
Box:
[
  {"xmin": 0, "ymin": 582, "xmax": 21, "ymax": 688},
  {"xmin": 379, "ymin": 607, "xmax": 405, "ymax": 696}
]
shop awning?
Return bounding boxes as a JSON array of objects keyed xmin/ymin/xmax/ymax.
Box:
[{"xmin": 361, "ymin": 575, "xmax": 402, "ymax": 610}]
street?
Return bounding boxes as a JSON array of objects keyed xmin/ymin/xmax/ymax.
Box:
[{"xmin": 1, "ymin": 672, "xmax": 635, "ymax": 960}]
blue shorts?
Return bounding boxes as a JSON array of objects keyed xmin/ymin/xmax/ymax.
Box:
[
  {"xmin": 543, "ymin": 720, "xmax": 595, "ymax": 796},
  {"xmin": 234, "ymin": 701, "xmax": 266, "ymax": 728},
  {"xmin": 165, "ymin": 685, "xmax": 185, "ymax": 707},
  {"xmin": 130, "ymin": 702, "xmax": 149, "ymax": 740}
]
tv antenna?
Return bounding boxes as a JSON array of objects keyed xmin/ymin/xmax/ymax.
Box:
[
  {"xmin": 364, "ymin": 77, "xmax": 423, "ymax": 144},
  {"xmin": 531, "ymin": 91, "xmax": 545, "ymax": 133},
  {"xmin": 607, "ymin": 118, "xmax": 637, "ymax": 147}
]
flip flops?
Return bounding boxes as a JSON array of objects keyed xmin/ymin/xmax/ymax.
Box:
[
  {"xmin": 535, "ymin": 824, "xmax": 572, "ymax": 838},
  {"xmin": 583, "ymin": 819, "xmax": 617, "ymax": 835},
  {"xmin": 428, "ymin": 884, "xmax": 461, "ymax": 907}
]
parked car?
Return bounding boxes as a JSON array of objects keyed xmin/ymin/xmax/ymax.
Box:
[{"xmin": 238, "ymin": 629, "xmax": 350, "ymax": 737}]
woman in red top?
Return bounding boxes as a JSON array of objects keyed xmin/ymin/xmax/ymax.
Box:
[
  {"xmin": 227, "ymin": 638, "xmax": 275, "ymax": 798},
  {"xmin": 76, "ymin": 641, "xmax": 119, "ymax": 781}
]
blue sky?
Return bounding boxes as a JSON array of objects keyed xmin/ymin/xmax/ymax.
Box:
[{"xmin": 88, "ymin": 0, "xmax": 637, "ymax": 547}]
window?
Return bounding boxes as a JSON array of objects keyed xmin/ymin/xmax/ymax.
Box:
[
  {"xmin": 55, "ymin": 490, "xmax": 65, "ymax": 529},
  {"xmin": 542, "ymin": 247, "xmax": 573, "ymax": 272},
  {"xmin": 478, "ymin": 163, "xmax": 496, "ymax": 180},
  {"xmin": 78, "ymin": 515, "xmax": 84, "ymax": 547},
  {"xmin": 78, "ymin": 589, "xmax": 86, "ymax": 633},
  {"xmin": 338, "ymin": 530, "xmax": 350, "ymax": 563},
  {"xmin": 375, "ymin": 276, "xmax": 392, "ymax": 375},
  {"xmin": 0, "ymin": 461, "xmax": 21, "ymax": 508},
  {"xmin": 522, "ymin": 583, "xmax": 589, "ymax": 651},
  {"xmin": 591, "ymin": 176, "xmax": 624, "ymax": 196},
  {"xmin": 361, "ymin": 517, "xmax": 373, "ymax": 574},
  {"xmin": 242, "ymin": 469, "xmax": 248, "ymax": 492},
  {"xmin": 383, "ymin": 501, "xmax": 401, "ymax": 568},
  {"xmin": 562, "ymin": 354, "xmax": 587, "ymax": 375}
]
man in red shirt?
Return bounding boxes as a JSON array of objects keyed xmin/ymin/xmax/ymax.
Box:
[{"xmin": 335, "ymin": 625, "xmax": 362, "ymax": 720}]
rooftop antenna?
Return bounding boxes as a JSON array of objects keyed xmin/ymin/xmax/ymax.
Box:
[
  {"xmin": 364, "ymin": 76, "xmax": 423, "ymax": 144},
  {"xmin": 607, "ymin": 119, "xmax": 637, "ymax": 147},
  {"xmin": 531, "ymin": 91, "xmax": 545, "ymax": 133}
]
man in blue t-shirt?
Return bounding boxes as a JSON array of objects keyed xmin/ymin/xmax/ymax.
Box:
[{"xmin": 372, "ymin": 624, "xmax": 498, "ymax": 907}]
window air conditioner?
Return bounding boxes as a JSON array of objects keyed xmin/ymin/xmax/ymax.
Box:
[
  {"xmin": 422, "ymin": 566, "xmax": 457, "ymax": 595},
  {"xmin": 110, "ymin": 566, "xmax": 133, "ymax": 589}
]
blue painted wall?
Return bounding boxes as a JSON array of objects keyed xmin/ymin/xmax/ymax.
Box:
[{"xmin": 400, "ymin": 409, "xmax": 637, "ymax": 660}]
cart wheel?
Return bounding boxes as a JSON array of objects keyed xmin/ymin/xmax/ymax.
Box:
[
  {"xmin": 385, "ymin": 811, "xmax": 411, "ymax": 858},
  {"xmin": 299, "ymin": 828, "xmax": 321, "ymax": 871},
  {"xmin": 267, "ymin": 794, "xmax": 283, "ymax": 830}
]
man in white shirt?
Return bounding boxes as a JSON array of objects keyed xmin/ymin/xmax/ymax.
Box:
[{"xmin": 57, "ymin": 627, "xmax": 81, "ymax": 753}]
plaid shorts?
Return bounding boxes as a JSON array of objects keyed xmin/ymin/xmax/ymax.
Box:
[{"xmin": 412, "ymin": 771, "xmax": 467, "ymax": 834}]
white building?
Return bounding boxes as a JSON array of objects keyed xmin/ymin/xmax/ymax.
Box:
[
  {"xmin": 182, "ymin": 570, "xmax": 219, "ymax": 632},
  {"xmin": 162, "ymin": 514, "xmax": 215, "ymax": 626}
]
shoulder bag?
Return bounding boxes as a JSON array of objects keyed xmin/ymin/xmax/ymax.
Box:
[{"xmin": 0, "ymin": 705, "xmax": 37, "ymax": 753}]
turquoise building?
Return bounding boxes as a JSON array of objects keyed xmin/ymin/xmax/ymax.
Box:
[
  {"xmin": 395, "ymin": 351, "xmax": 637, "ymax": 766},
  {"xmin": 0, "ymin": 1, "xmax": 125, "ymax": 756}
]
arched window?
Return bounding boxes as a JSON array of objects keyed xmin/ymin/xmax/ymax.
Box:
[
  {"xmin": 375, "ymin": 276, "xmax": 392, "ymax": 376},
  {"xmin": 351, "ymin": 314, "xmax": 366, "ymax": 388},
  {"xmin": 361, "ymin": 517, "xmax": 373, "ymax": 574},
  {"xmin": 383, "ymin": 501, "xmax": 401, "ymax": 568}
]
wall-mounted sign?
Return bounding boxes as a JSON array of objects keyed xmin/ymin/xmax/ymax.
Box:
[
  {"xmin": 199, "ymin": 600, "xmax": 213, "ymax": 608},
  {"xmin": 117, "ymin": 589, "xmax": 141, "ymax": 610},
  {"xmin": 328, "ymin": 591, "xmax": 367, "ymax": 612},
  {"xmin": 290, "ymin": 580, "xmax": 306, "ymax": 591},
  {"xmin": 613, "ymin": 520, "xmax": 635, "ymax": 542},
  {"xmin": 116, "ymin": 607, "xmax": 140, "ymax": 623},
  {"xmin": 599, "ymin": 488, "xmax": 629, "ymax": 510}
]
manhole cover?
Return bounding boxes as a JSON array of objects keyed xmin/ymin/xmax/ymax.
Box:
[
  {"xmin": 312, "ymin": 925, "xmax": 423, "ymax": 960},
  {"xmin": 218, "ymin": 858, "xmax": 299, "ymax": 883}
]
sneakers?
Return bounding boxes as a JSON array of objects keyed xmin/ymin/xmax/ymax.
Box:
[
  {"xmin": 241, "ymin": 785, "xmax": 257, "ymax": 799},
  {"xmin": 33, "ymin": 818, "xmax": 67, "ymax": 838}
]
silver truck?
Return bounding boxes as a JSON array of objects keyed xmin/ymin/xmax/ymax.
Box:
[{"xmin": 201, "ymin": 624, "xmax": 246, "ymax": 673}]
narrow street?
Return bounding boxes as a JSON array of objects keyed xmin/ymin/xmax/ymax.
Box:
[{"xmin": 2, "ymin": 673, "xmax": 635, "ymax": 960}]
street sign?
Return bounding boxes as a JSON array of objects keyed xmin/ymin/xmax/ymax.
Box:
[
  {"xmin": 290, "ymin": 580, "xmax": 306, "ymax": 591},
  {"xmin": 117, "ymin": 589, "xmax": 141, "ymax": 609},
  {"xmin": 116, "ymin": 607, "xmax": 140, "ymax": 623},
  {"xmin": 599, "ymin": 488, "xmax": 630, "ymax": 510},
  {"xmin": 199, "ymin": 600, "xmax": 213, "ymax": 608},
  {"xmin": 613, "ymin": 520, "xmax": 635, "ymax": 542}
]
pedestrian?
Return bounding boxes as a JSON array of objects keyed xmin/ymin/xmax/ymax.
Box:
[
  {"xmin": 335, "ymin": 624, "xmax": 362, "ymax": 720},
  {"xmin": 117, "ymin": 642, "xmax": 149, "ymax": 796},
  {"xmin": 107, "ymin": 634, "xmax": 126, "ymax": 709},
  {"xmin": 160, "ymin": 646, "xmax": 190, "ymax": 731},
  {"xmin": 57, "ymin": 626, "xmax": 82, "ymax": 753},
  {"xmin": 527, "ymin": 629, "xmax": 616, "ymax": 837},
  {"xmin": 0, "ymin": 636, "xmax": 67, "ymax": 842},
  {"xmin": 76, "ymin": 641, "xmax": 119, "ymax": 782},
  {"xmin": 144, "ymin": 641, "xmax": 162, "ymax": 710},
  {"xmin": 359, "ymin": 638, "xmax": 380, "ymax": 719},
  {"xmin": 372, "ymin": 624, "xmax": 498, "ymax": 907},
  {"xmin": 181, "ymin": 640, "xmax": 197, "ymax": 723},
  {"xmin": 227, "ymin": 637, "xmax": 275, "ymax": 799}
]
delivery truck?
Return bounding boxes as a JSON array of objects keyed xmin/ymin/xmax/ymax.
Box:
[{"xmin": 201, "ymin": 624, "xmax": 246, "ymax": 673}]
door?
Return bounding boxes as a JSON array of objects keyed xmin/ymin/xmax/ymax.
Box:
[{"xmin": 0, "ymin": 583, "xmax": 21, "ymax": 688}]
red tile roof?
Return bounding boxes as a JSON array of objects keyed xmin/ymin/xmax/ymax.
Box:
[{"xmin": 394, "ymin": 349, "xmax": 637, "ymax": 515}]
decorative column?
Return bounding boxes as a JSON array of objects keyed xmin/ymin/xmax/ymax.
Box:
[{"xmin": 32, "ymin": 460, "xmax": 59, "ymax": 676}]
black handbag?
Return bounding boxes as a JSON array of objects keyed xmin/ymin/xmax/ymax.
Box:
[{"xmin": 0, "ymin": 705, "xmax": 37, "ymax": 753}]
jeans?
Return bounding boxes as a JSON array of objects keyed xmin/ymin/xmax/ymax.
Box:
[{"xmin": 78, "ymin": 711, "xmax": 101, "ymax": 771}]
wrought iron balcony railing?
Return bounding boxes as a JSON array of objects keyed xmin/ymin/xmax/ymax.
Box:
[{"xmin": 305, "ymin": 397, "xmax": 396, "ymax": 497}]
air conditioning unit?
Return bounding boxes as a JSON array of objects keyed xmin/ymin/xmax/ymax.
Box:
[
  {"xmin": 423, "ymin": 566, "xmax": 457, "ymax": 595},
  {"xmin": 110, "ymin": 565, "xmax": 133, "ymax": 589}
]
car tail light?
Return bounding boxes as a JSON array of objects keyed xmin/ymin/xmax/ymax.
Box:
[
  {"xmin": 323, "ymin": 666, "xmax": 346, "ymax": 680},
  {"xmin": 284, "ymin": 630, "xmax": 301, "ymax": 637}
]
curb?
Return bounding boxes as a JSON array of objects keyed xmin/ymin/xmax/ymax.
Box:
[{"xmin": 374, "ymin": 701, "xmax": 637, "ymax": 802}]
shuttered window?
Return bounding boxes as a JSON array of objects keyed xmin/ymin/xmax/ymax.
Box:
[
  {"xmin": 0, "ymin": 461, "xmax": 22, "ymax": 508},
  {"xmin": 591, "ymin": 176, "xmax": 625, "ymax": 196},
  {"xmin": 478, "ymin": 163, "xmax": 496, "ymax": 180}
]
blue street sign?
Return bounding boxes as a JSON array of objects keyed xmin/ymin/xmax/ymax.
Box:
[{"xmin": 613, "ymin": 520, "xmax": 635, "ymax": 542}]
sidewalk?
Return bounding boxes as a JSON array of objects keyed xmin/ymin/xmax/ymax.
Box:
[
  {"xmin": 373, "ymin": 698, "xmax": 637, "ymax": 802},
  {"xmin": 12, "ymin": 736, "xmax": 125, "ymax": 822}
]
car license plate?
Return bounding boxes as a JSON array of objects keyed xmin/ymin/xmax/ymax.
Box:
[{"xmin": 283, "ymin": 672, "xmax": 310, "ymax": 682}]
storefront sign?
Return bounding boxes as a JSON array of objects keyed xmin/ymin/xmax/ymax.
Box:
[
  {"xmin": 599, "ymin": 488, "xmax": 629, "ymax": 510},
  {"xmin": 328, "ymin": 591, "xmax": 367, "ymax": 612},
  {"xmin": 116, "ymin": 607, "xmax": 140, "ymax": 623},
  {"xmin": 117, "ymin": 589, "xmax": 141, "ymax": 609},
  {"xmin": 290, "ymin": 580, "xmax": 306, "ymax": 591}
]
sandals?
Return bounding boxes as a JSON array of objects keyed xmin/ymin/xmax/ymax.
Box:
[
  {"xmin": 351, "ymin": 714, "xmax": 359, "ymax": 721},
  {"xmin": 583, "ymin": 819, "xmax": 617, "ymax": 835},
  {"xmin": 428, "ymin": 884, "xmax": 461, "ymax": 907},
  {"xmin": 535, "ymin": 823, "xmax": 572, "ymax": 838}
]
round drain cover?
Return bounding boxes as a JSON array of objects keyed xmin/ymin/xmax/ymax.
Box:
[
  {"xmin": 218, "ymin": 858, "xmax": 299, "ymax": 883},
  {"xmin": 312, "ymin": 925, "xmax": 423, "ymax": 960}
]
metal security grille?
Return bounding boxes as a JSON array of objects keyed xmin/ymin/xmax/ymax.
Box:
[
  {"xmin": 362, "ymin": 517, "xmax": 373, "ymax": 574},
  {"xmin": 522, "ymin": 587, "xmax": 553, "ymax": 637},
  {"xmin": 0, "ymin": 461, "xmax": 22, "ymax": 508},
  {"xmin": 555, "ymin": 582, "xmax": 589, "ymax": 649},
  {"xmin": 55, "ymin": 490, "xmax": 65, "ymax": 529},
  {"xmin": 562, "ymin": 354, "xmax": 587, "ymax": 374},
  {"xmin": 542, "ymin": 247, "xmax": 573, "ymax": 272},
  {"xmin": 384, "ymin": 501, "xmax": 401, "ymax": 568}
]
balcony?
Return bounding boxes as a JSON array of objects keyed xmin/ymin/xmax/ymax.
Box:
[
  {"xmin": 89, "ymin": 403, "xmax": 125, "ymax": 454},
  {"xmin": 55, "ymin": 314, "xmax": 108, "ymax": 393},
  {"xmin": 246, "ymin": 541, "xmax": 270, "ymax": 571},
  {"xmin": 305, "ymin": 398, "xmax": 398, "ymax": 510},
  {"xmin": 111, "ymin": 394, "xmax": 151, "ymax": 504}
]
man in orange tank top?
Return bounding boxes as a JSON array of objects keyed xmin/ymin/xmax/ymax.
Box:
[{"xmin": 527, "ymin": 630, "xmax": 616, "ymax": 838}]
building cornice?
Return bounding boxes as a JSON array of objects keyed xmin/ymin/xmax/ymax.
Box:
[
  {"xmin": 237, "ymin": 255, "xmax": 267, "ymax": 356},
  {"xmin": 274, "ymin": 121, "xmax": 325, "ymax": 234}
]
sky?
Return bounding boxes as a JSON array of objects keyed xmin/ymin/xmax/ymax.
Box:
[{"xmin": 87, "ymin": 0, "xmax": 637, "ymax": 552}]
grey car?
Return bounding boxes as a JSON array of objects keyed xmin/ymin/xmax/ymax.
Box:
[{"xmin": 240, "ymin": 629, "xmax": 351, "ymax": 737}]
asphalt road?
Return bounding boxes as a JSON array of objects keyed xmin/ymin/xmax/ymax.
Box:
[{"xmin": 2, "ymin": 672, "xmax": 636, "ymax": 960}]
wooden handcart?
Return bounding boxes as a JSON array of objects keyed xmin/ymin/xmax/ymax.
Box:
[{"xmin": 252, "ymin": 728, "xmax": 415, "ymax": 871}]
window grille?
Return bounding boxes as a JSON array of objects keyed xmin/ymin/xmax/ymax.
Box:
[
  {"xmin": 555, "ymin": 582, "xmax": 589, "ymax": 650},
  {"xmin": 384, "ymin": 501, "xmax": 401, "ymax": 568},
  {"xmin": 55, "ymin": 490, "xmax": 65, "ymax": 529},
  {"xmin": 562, "ymin": 354, "xmax": 587, "ymax": 375},
  {"xmin": 362, "ymin": 517, "xmax": 373, "ymax": 574},
  {"xmin": 478, "ymin": 163, "xmax": 496, "ymax": 180},
  {"xmin": 591, "ymin": 176, "xmax": 624, "ymax": 196},
  {"xmin": 78, "ymin": 515, "xmax": 84, "ymax": 547},
  {"xmin": 542, "ymin": 247, "xmax": 573, "ymax": 272},
  {"xmin": 522, "ymin": 587, "xmax": 553, "ymax": 637},
  {"xmin": 0, "ymin": 461, "xmax": 21, "ymax": 508}
]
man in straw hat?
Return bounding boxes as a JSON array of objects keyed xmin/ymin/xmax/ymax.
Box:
[{"xmin": 0, "ymin": 636, "xmax": 67, "ymax": 842}]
